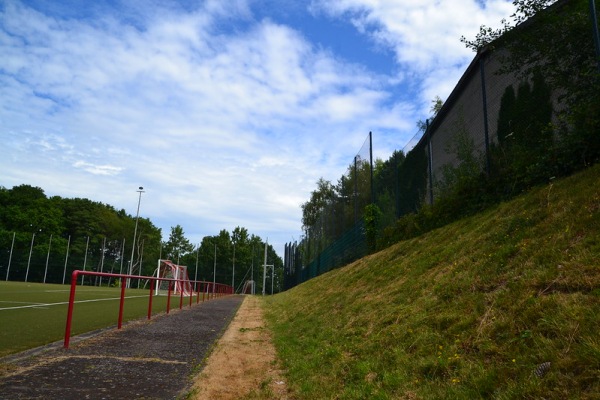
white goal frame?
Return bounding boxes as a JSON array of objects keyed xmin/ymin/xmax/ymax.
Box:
[{"xmin": 154, "ymin": 259, "xmax": 194, "ymax": 296}]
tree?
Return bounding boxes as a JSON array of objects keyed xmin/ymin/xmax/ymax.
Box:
[
  {"xmin": 162, "ymin": 225, "xmax": 194, "ymax": 263},
  {"xmin": 460, "ymin": 0, "xmax": 558, "ymax": 52},
  {"xmin": 1, "ymin": 185, "xmax": 64, "ymax": 235},
  {"xmin": 373, "ymin": 150, "xmax": 406, "ymax": 222},
  {"xmin": 417, "ymin": 96, "xmax": 444, "ymax": 133},
  {"xmin": 301, "ymin": 178, "xmax": 335, "ymax": 230},
  {"xmin": 195, "ymin": 229, "xmax": 282, "ymax": 294}
]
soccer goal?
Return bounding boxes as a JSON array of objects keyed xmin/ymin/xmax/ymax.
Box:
[
  {"xmin": 154, "ymin": 259, "xmax": 194, "ymax": 296},
  {"xmin": 241, "ymin": 280, "xmax": 255, "ymax": 295}
]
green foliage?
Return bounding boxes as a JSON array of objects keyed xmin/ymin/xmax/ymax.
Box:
[
  {"xmin": 491, "ymin": 71, "xmax": 555, "ymax": 192},
  {"xmin": 363, "ymin": 204, "xmax": 383, "ymax": 254},
  {"xmin": 436, "ymin": 113, "xmax": 483, "ymax": 200},
  {"xmin": 196, "ymin": 229, "xmax": 283, "ymax": 295},
  {"xmin": 460, "ymin": 0, "xmax": 557, "ymax": 52},
  {"xmin": 300, "ymin": 159, "xmax": 373, "ymax": 266},
  {"xmin": 381, "ymin": 60, "xmax": 594, "ymax": 249},
  {"xmin": 0, "ymin": 184, "xmax": 278, "ymax": 288},
  {"xmin": 162, "ymin": 225, "xmax": 194, "ymax": 262},
  {"xmin": 0, "ymin": 186, "xmax": 164, "ymax": 284},
  {"xmin": 296, "ymin": 2, "xmax": 600, "ymax": 291},
  {"xmin": 300, "ymin": 178, "xmax": 335, "ymax": 230},
  {"xmin": 395, "ymin": 145, "xmax": 428, "ymax": 216},
  {"xmin": 266, "ymin": 165, "xmax": 600, "ymax": 399},
  {"xmin": 0, "ymin": 185, "xmax": 64, "ymax": 235}
]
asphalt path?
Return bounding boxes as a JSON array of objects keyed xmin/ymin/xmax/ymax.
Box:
[{"xmin": 0, "ymin": 295, "xmax": 243, "ymax": 399}]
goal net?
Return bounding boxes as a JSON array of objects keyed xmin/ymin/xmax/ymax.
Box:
[
  {"xmin": 154, "ymin": 259, "xmax": 194, "ymax": 296},
  {"xmin": 241, "ymin": 280, "xmax": 255, "ymax": 295}
]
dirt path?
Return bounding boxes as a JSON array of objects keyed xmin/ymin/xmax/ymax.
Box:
[{"xmin": 191, "ymin": 295, "xmax": 289, "ymax": 399}]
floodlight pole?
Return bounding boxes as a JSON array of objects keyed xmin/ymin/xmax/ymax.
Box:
[
  {"xmin": 271, "ymin": 263, "xmax": 274, "ymax": 295},
  {"xmin": 213, "ymin": 243, "xmax": 217, "ymax": 295},
  {"xmin": 262, "ymin": 241, "xmax": 267, "ymax": 296},
  {"xmin": 6, "ymin": 231, "xmax": 15, "ymax": 281},
  {"xmin": 62, "ymin": 235, "xmax": 70, "ymax": 285},
  {"xmin": 43, "ymin": 234, "xmax": 53, "ymax": 284},
  {"xmin": 119, "ymin": 238, "xmax": 125, "ymax": 275},
  {"xmin": 99, "ymin": 236, "xmax": 106, "ymax": 286},
  {"xmin": 25, "ymin": 232, "xmax": 35, "ymax": 282},
  {"xmin": 232, "ymin": 242, "xmax": 235, "ymax": 291},
  {"xmin": 127, "ymin": 187, "xmax": 144, "ymax": 289},
  {"xmin": 136, "ymin": 239, "xmax": 144, "ymax": 288},
  {"xmin": 81, "ymin": 236, "xmax": 89, "ymax": 285},
  {"xmin": 194, "ymin": 243, "xmax": 199, "ymax": 283}
]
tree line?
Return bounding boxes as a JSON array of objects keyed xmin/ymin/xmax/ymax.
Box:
[{"xmin": 0, "ymin": 184, "xmax": 282, "ymax": 294}]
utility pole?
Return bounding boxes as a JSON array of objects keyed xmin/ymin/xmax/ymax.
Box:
[
  {"xmin": 127, "ymin": 187, "xmax": 144, "ymax": 288},
  {"xmin": 232, "ymin": 242, "xmax": 235, "ymax": 291},
  {"xmin": 213, "ymin": 242, "xmax": 217, "ymax": 295},
  {"xmin": 262, "ymin": 241, "xmax": 267, "ymax": 296}
]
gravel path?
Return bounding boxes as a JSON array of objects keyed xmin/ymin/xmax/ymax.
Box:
[{"xmin": 0, "ymin": 295, "xmax": 243, "ymax": 399}]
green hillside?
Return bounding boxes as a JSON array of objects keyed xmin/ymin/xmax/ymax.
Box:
[{"xmin": 265, "ymin": 164, "xmax": 600, "ymax": 399}]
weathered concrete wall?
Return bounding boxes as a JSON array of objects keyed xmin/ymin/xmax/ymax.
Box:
[{"xmin": 424, "ymin": 49, "xmax": 521, "ymax": 202}]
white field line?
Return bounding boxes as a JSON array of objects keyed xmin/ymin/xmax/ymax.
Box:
[
  {"xmin": 44, "ymin": 289, "xmax": 122, "ymax": 293},
  {"xmin": 0, "ymin": 295, "xmax": 149, "ymax": 311}
]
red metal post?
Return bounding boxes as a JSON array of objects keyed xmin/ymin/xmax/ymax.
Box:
[
  {"xmin": 166, "ymin": 281, "xmax": 172, "ymax": 314},
  {"xmin": 63, "ymin": 270, "xmax": 80, "ymax": 349},
  {"xmin": 64, "ymin": 271, "xmax": 219, "ymax": 351},
  {"xmin": 147, "ymin": 279, "xmax": 154, "ymax": 320},
  {"xmin": 118, "ymin": 278, "xmax": 126, "ymax": 329},
  {"xmin": 179, "ymin": 283, "xmax": 184, "ymax": 309}
]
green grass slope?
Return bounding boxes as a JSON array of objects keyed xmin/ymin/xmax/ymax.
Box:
[{"xmin": 265, "ymin": 165, "xmax": 600, "ymax": 399}]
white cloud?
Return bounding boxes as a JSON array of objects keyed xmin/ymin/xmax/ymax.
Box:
[
  {"xmin": 312, "ymin": 0, "xmax": 515, "ymax": 105},
  {"xmin": 0, "ymin": 0, "xmax": 517, "ymax": 255},
  {"xmin": 72, "ymin": 161, "xmax": 123, "ymax": 176}
]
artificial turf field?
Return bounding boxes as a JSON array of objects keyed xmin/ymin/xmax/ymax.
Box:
[{"xmin": 0, "ymin": 280, "xmax": 178, "ymax": 357}]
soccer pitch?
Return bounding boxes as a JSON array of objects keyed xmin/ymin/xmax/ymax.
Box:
[{"xmin": 0, "ymin": 281, "xmax": 172, "ymax": 358}]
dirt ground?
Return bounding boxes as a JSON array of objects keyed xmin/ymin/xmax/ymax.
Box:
[{"xmin": 191, "ymin": 295, "xmax": 290, "ymax": 399}]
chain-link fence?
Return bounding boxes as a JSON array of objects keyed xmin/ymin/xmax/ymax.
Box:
[
  {"xmin": 284, "ymin": 0, "xmax": 600, "ymax": 289},
  {"xmin": 283, "ymin": 128, "xmax": 429, "ymax": 290},
  {"xmin": 0, "ymin": 233, "xmax": 134, "ymax": 286}
]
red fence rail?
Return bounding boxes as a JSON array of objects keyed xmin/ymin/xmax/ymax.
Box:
[{"xmin": 64, "ymin": 270, "xmax": 233, "ymax": 349}]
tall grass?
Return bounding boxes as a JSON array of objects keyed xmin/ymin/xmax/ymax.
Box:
[{"xmin": 265, "ymin": 164, "xmax": 600, "ymax": 399}]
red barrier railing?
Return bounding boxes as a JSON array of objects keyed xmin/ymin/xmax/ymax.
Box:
[{"xmin": 64, "ymin": 270, "xmax": 233, "ymax": 349}]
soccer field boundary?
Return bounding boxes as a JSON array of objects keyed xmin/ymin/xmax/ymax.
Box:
[
  {"xmin": 0, "ymin": 295, "xmax": 149, "ymax": 311},
  {"xmin": 0, "ymin": 273, "xmax": 234, "ymax": 357}
]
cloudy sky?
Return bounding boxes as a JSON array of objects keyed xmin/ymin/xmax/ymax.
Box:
[{"xmin": 0, "ymin": 0, "xmax": 515, "ymax": 257}]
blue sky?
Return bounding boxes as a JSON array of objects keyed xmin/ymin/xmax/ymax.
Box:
[{"xmin": 0, "ymin": 0, "xmax": 515, "ymax": 257}]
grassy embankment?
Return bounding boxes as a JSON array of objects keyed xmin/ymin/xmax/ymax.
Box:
[{"xmin": 265, "ymin": 164, "xmax": 600, "ymax": 399}]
